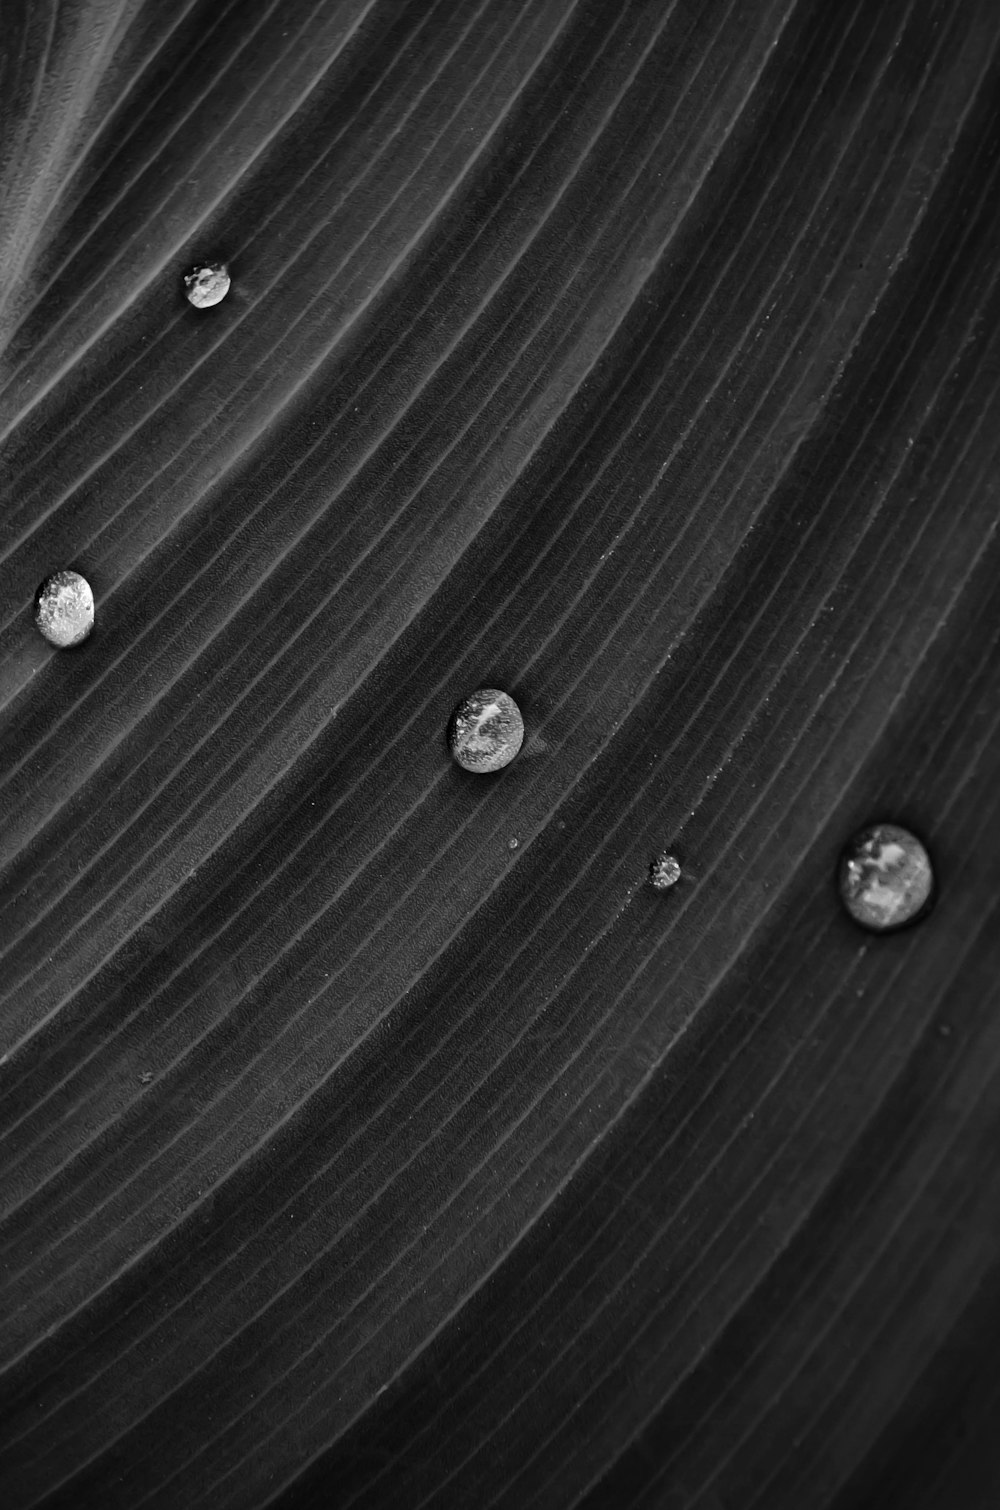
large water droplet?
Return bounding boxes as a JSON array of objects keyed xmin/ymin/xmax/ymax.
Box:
[
  {"xmin": 838, "ymin": 822, "xmax": 934, "ymax": 931},
  {"xmin": 449, "ymin": 689, "xmax": 524, "ymax": 773},
  {"xmin": 34, "ymin": 570, "xmax": 94, "ymax": 648},
  {"xmin": 184, "ymin": 261, "xmax": 231, "ymax": 308}
]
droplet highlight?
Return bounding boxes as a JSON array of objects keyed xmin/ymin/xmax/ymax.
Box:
[
  {"xmin": 838, "ymin": 822, "xmax": 934, "ymax": 931},
  {"xmin": 184, "ymin": 261, "xmax": 231, "ymax": 309},
  {"xmin": 649, "ymin": 853, "xmax": 681, "ymax": 890},
  {"xmin": 34, "ymin": 570, "xmax": 94, "ymax": 648},
  {"xmin": 449, "ymin": 688, "xmax": 524, "ymax": 773}
]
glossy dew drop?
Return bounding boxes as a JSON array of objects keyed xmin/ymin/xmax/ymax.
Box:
[
  {"xmin": 649, "ymin": 853, "xmax": 681, "ymax": 890},
  {"xmin": 34, "ymin": 570, "xmax": 94, "ymax": 648},
  {"xmin": 838, "ymin": 822, "xmax": 934, "ymax": 931},
  {"xmin": 184, "ymin": 261, "xmax": 231, "ymax": 308},
  {"xmin": 449, "ymin": 689, "xmax": 524, "ymax": 773}
]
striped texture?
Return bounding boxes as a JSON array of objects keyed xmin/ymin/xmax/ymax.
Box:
[{"xmin": 1, "ymin": 1, "xmax": 999, "ymax": 1505}]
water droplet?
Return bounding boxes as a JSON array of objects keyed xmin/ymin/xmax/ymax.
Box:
[
  {"xmin": 34, "ymin": 570, "xmax": 94, "ymax": 648},
  {"xmin": 838, "ymin": 822, "xmax": 934, "ymax": 932},
  {"xmin": 184, "ymin": 261, "xmax": 231, "ymax": 309},
  {"xmin": 449, "ymin": 688, "xmax": 524, "ymax": 773},
  {"xmin": 649, "ymin": 853, "xmax": 681, "ymax": 890},
  {"xmin": 508, "ymin": 837, "xmax": 519, "ymax": 850}
]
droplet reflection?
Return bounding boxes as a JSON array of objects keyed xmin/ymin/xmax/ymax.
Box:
[
  {"xmin": 449, "ymin": 689, "xmax": 524, "ymax": 773},
  {"xmin": 184, "ymin": 261, "xmax": 231, "ymax": 308},
  {"xmin": 649, "ymin": 853, "xmax": 681, "ymax": 890},
  {"xmin": 34, "ymin": 570, "xmax": 94, "ymax": 648},
  {"xmin": 838, "ymin": 822, "xmax": 934, "ymax": 931}
]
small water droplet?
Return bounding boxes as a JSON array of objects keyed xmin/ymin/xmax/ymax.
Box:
[
  {"xmin": 838, "ymin": 822, "xmax": 934, "ymax": 932},
  {"xmin": 449, "ymin": 688, "xmax": 524, "ymax": 773},
  {"xmin": 508, "ymin": 837, "xmax": 519, "ymax": 850},
  {"xmin": 34, "ymin": 570, "xmax": 94, "ymax": 648},
  {"xmin": 184, "ymin": 261, "xmax": 231, "ymax": 308},
  {"xmin": 649, "ymin": 853, "xmax": 681, "ymax": 890}
]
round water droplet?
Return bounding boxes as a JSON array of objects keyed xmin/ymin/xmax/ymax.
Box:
[
  {"xmin": 649, "ymin": 853, "xmax": 681, "ymax": 890},
  {"xmin": 838, "ymin": 822, "xmax": 934, "ymax": 932},
  {"xmin": 34, "ymin": 570, "xmax": 94, "ymax": 648},
  {"xmin": 184, "ymin": 261, "xmax": 230, "ymax": 308},
  {"xmin": 508, "ymin": 837, "xmax": 519, "ymax": 850},
  {"xmin": 449, "ymin": 688, "xmax": 524, "ymax": 773}
]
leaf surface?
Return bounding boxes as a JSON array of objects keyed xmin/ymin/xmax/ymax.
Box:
[{"xmin": 1, "ymin": 2, "xmax": 999, "ymax": 1507}]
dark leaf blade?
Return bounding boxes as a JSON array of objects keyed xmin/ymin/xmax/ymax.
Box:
[{"xmin": 1, "ymin": 2, "xmax": 999, "ymax": 1508}]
